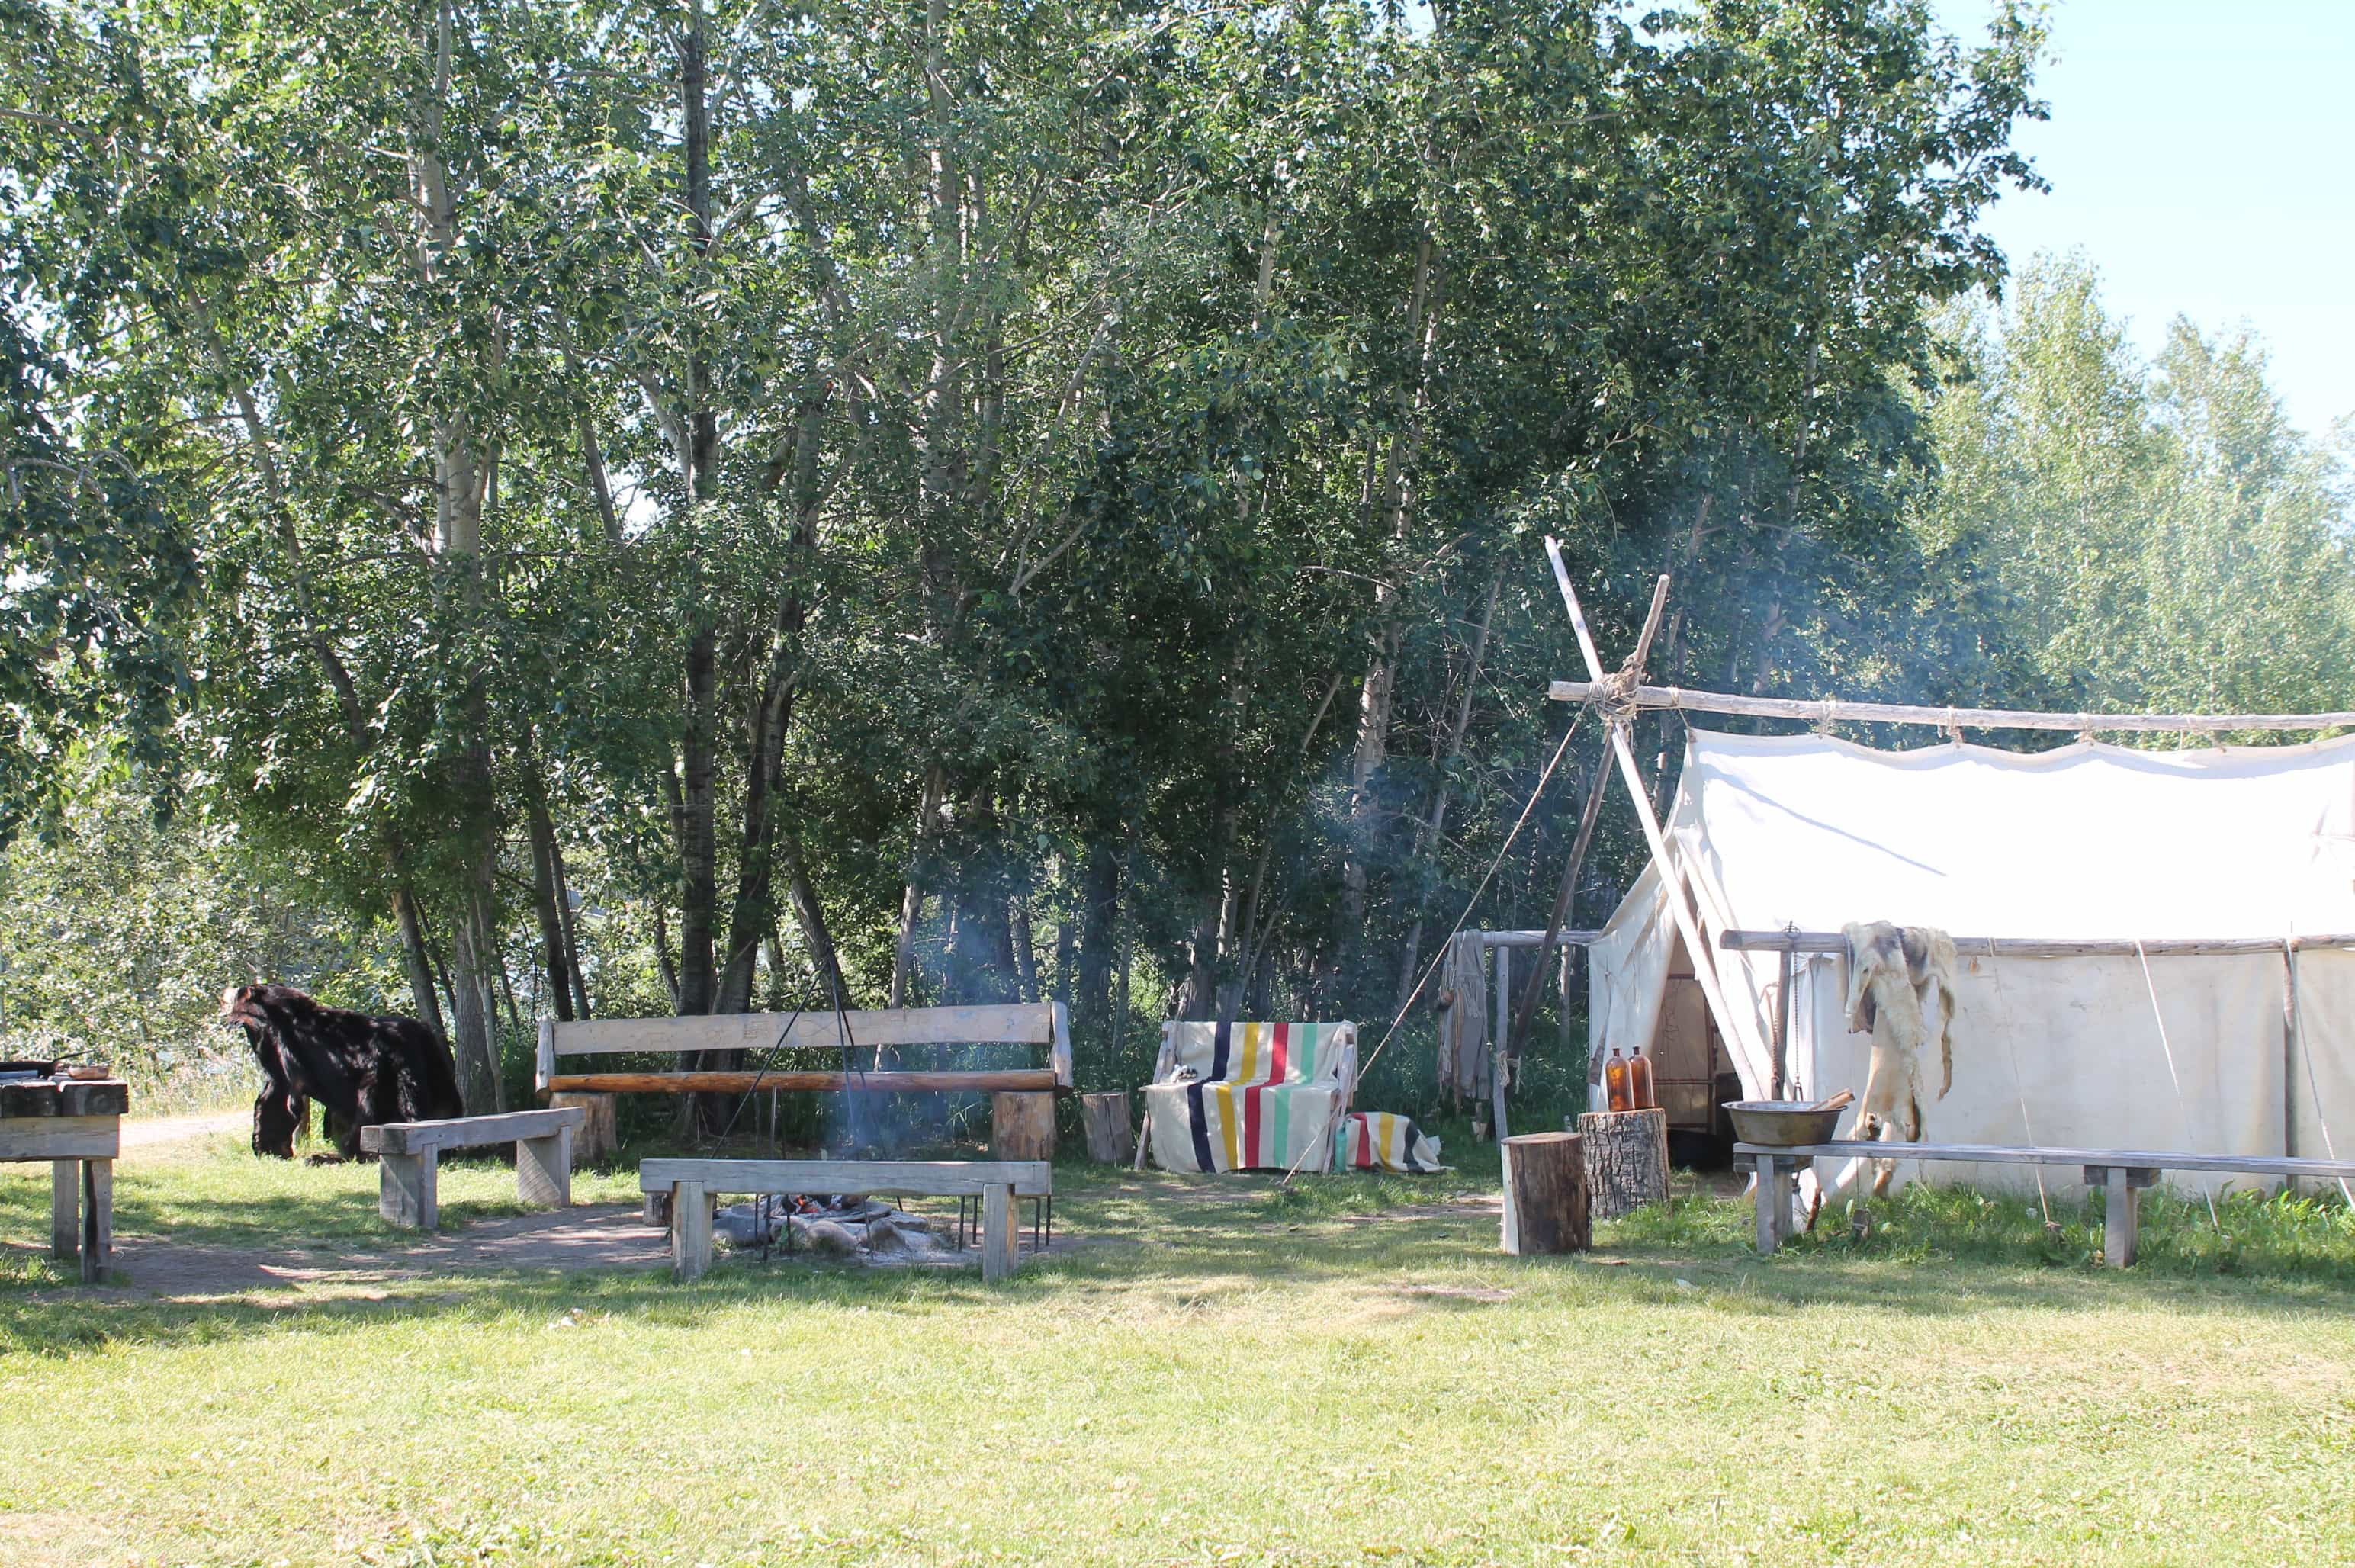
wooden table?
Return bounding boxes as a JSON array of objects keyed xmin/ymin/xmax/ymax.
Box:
[{"xmin": 1, "ymin": 1076, "xmax": 128, "ymax": 1284}]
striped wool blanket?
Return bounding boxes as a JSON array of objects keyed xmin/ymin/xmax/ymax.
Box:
[
  {"xmin": 1142, "ymin": 1020, "xmax": 1356, "ymax": 1174},
  {"xmin": 1334, "ymin": 1111, "xmax": 1447, "ymax": 1174}
]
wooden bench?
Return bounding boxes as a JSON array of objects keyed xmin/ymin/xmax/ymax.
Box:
[
  {"xmin": 359, "ymin": 1106, "xmax": 586, "ymax": 1232},
  {"xmin": 1, "ymin": 1076, "xmax": 127, "ymax": 1284},
  {"xmin": 640, "ymin": 1157, "xmax": 1052, "ymax": 1284},
  {"xmin": 537, "ymin": 1003, "xmax": 1073, "ymax": 1097},
  {"xmin": 1737, "ymin": 1140, "xmax": 2355, "ymax": 1266}
]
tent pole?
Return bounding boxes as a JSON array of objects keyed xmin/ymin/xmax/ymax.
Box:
[
  {"xmin": 1772, "ymin": 943, "xmax": 1794, "ymax": 1100},
  {"xmin": 1507, "ymin": 577, "xmax": 1668, "ymax": 1064},
  {"xmin": 1542, "ymin": 540, "xmax": 1757, "ymax": 1088},
  {"xmin": 1545, "ymin": 679, "xmax": 2355, "ymax": 736}
]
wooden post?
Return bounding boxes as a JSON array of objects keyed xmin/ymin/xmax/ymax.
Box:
[
  {"xmin": 550, "ymin": 1091, "xmax": 617, "ymax": 1167},
  {"xmin": 980, "ymin": 1181, "xmax": 1017, "ymax": 1283},
  {"xmin": 51, "ymin": 1158, "xmax": 79, "ymax": 1262},
  {"xmin": 1545, "ymin": 545, "xmax": 1759, "ymax": 1090},
  {"xmin": 80, "ymin": 1158, "xmax": 111, "ymax": 1284},
  {"xmin": 671, "ymin": 1180, "xmax": 712, "ymax": 1280},
  {"xmin": 992, "ymin": 1091, "xmax": 1055, "ymax": 1161},
  {"xmin": 379, "ymin": 1149, "xmax": 439, "ymax": 1232},
  {"xmin": 1489, "ymin": 943, "xmax": 1512, "ymax": 1142},
  {"xmin": 2089, "ymin": 1164, "xmax": 2156, "ymax": 1268},
  {"xmin": 516, "ymin": 1125, "xmax": 572, "ymax": 1209},
  {"xmin": 1753, "ymin": 1154, "xmax": 1782, "ymax": 1255},
  {"xmin": 1576, "ymin": 1108, "xmax": 1669, "ymax": 1220},
  {"xmin": 1772, "ymin": 945, "xmax": 1794, "ymax": 1099},
  {"xmin": 1499, "ymin": 1131, "xmax": 1590, "ymax": 1255},
  {"xmin": 1080, "ymin": 1091, "xmax": 1134, "ymax": 1165}
]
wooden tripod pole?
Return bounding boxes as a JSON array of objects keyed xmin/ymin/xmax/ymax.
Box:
[
  {"xmin": 1506, "ymin": 577, "xmax": 1669, "ymax": 1062},
  {"xmin": 1542, "ymin": 540, "xmax": 1756, "ymax": 1086}
]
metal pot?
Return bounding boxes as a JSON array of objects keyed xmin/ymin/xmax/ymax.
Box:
[{"xmin": 1722, "ymin": 1100, "xmax": 1845, "ymax": 1146}]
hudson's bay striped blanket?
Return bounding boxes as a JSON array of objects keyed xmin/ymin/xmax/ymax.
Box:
[
  {"xmin": 1142, "ymin": 1020, "xmax": 1356, "ymax": 1174},
  {"xmin": 1335, "ymin": 1111, "xmax": 1447, "ymax": 1174}
]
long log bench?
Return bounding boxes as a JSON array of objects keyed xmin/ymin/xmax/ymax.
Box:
[
  {"xmin": 641, "ymin": 1157, "xmax": 1052, "ymax": 1284},
  {"xmin": 1737, "ymin": 1140, "xmax": 2355, "ymax": 1265},
  {"xmin": 536, "ymin": 1004, "xmax": 1073, "ymax": 1096},
  {"xmin": 359, "ymin": 1106, "xmax": 586, "ymax": 1231}
]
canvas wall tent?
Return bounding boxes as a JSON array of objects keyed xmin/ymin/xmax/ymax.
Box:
[{"xmin": 1588, "ymin": 729, "xmax": 2355, "ymax": 1195}]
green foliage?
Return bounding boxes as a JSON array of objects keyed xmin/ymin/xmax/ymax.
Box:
[
  {"xmin": 1912, "ymin": 254, "xmax": 2355, "ymax": 734},
  {"xmin": 2, "ymin": 0, "xmax": 2062, "ymax": 1110}
]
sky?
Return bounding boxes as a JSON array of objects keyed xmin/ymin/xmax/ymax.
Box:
[{"xmin": 1932, "ymin": 0, "xmax": 2355, "ymax": 438}]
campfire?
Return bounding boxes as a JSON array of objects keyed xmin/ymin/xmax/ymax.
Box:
[{"xmin": 712, "ymin": 1192, "xmax": 957, "ymax": 1264}]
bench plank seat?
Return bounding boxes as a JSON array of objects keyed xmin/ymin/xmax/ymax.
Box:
[
  {"xmin": 1734, "ymin": 1141, "xmax": 2355, "ymax": 1181},
  {"xmin": 361, "ymin": 1107, "xmax": 586, "ymax": 1158},
  {"xmin": 360, "ymin": 1106, "xmax": 586, "ymax": 1231},
  {"xmin": 1736, "ymin": 1139, "xmax": 2355, "ymax": 1265},
  {"xmin": 639, "ymin": 1158, "xmax": 1051, "ymax": 1283}
]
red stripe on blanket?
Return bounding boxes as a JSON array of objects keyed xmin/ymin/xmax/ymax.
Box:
[
  {"xmin": 1242, "ymin": 1084, "xmax": 1264, "ymax": 1166},
  {"xmin": 1268, "ymin": 1022, "xmax": 1290, "ymax": 1084}
]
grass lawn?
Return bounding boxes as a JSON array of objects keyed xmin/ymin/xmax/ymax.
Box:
[{"xmin": 1, "ymin": 1123, "xmax": 2351, "ymax": 1566}]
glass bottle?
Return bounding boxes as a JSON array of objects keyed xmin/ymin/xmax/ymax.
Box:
[
  {"xmin": 1605, "ymin": 1046, "xmax": 1632, "ymax": 1113},
  {"xmin": 1628, "ymin": 1047, "xmax": 1657, "ymax": 1112}
]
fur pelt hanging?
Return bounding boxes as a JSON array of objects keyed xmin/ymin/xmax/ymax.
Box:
[
  {"xmin": 1435, "ymin": 930, "xmax": 1491, "ymax": 1107},
  {"xmin": 1840, "ymin": 921, "xmax": 1960, "ymax": 1196}
]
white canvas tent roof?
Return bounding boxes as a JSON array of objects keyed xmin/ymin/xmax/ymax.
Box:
[{"xmin": 1589, "ymin": 730, "xmax": 2355, "ymax": 1194}]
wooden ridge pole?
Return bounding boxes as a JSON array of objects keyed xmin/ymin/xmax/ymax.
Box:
[
  {"xmin": 1543, "ymin": 540, "xmax": 1758, "ymax": 1088},
  {"xmin": 1546, "ymin": 680, "xmax": 2355, "ymax": 736}
]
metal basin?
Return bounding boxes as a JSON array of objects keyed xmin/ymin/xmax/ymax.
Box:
[{"xmin": 1723, "ymin": 1100, "xmax": 1843, "ymax": 1146}]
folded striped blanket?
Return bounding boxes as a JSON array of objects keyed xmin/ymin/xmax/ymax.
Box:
[
  {"xmin": 1335, "ymin": 1111, "xmax": 1447, "ymax": 1174},
  {"xmin": 1143, "ymin": 1021, "xmax": 1357, "ymax": 1174}
]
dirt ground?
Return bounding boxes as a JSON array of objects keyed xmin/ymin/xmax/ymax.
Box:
[{"xmin": 31, "ymin": 1114, "xmax": 1097, "ymax": 1301}]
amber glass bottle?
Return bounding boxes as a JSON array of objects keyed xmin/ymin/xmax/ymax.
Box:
[
  {"xmin": 1605, "ymin": 1047, "xmax": 1633, "ymax": 1113},
  {"xmin": 1627, "ymin": 1048, "xmax": 1658, "ymax": 1112}
]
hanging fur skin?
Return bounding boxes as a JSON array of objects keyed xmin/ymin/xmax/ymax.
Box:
[{"xmin": 1840, "ymin": 921, "xmax": 1959, "ymax": 1197}]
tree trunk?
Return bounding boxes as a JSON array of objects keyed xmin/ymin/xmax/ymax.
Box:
[
  {"xmin": 1396, "ymin": 564, "xmax": 1504, "ymax": 1006},
  {"xmin": 550, "ymin": 827, "xmax": 591, "ymax": 1020},
  {"xmin": 1577, "ymin": 1109, "xmax": 1669, "ymax": 1221},
  {"xmin": 1337, "ymin": 228, "xmax": 1443, "ymax": 979},
  {"xmin": 1500, "ymin": 1131, "xmax": 1591, "ymax": 1255},
  {"xmin": 890, "ymin": 763, "xmax": 949, "ymax": 1007},
  {"xmin": 783, "ymin": 839, "xmax": 848, "ymax": 1008},
  {"xmin": 445, "ymin": 892, "xmax": 503, "ymax": 1115},
  {"xmin": 1076, "ymin": 831, "xmax": 1121, "ymax": 1034},
  {"xmin": 524, "ymin": 779, "xmax": 575, "ymax": 1023}
]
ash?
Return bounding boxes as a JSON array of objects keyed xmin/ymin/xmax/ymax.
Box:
[{"xmin": 712, "ymin": 1193, "xmax": 957, "ymax": 1265}]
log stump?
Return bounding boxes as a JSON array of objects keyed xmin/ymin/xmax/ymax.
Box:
[
  {"xmin": 551, "ymin": 1091, "xmax": 618, "ymax": 1168},
  {"xmin": 992, "ymin": 1091, "xmax": 1056, "ymax": 1161},
  {"xmin": 1574, "ymin": 1107, "xmax": 1669, "ymax": 1221},
  {"xmin": 1080, "ymin": 1091, "xmax": 1134, "ymax": 1165},
  {"xmin": 1500, "ymin": 1130, "xmax": 1591, "ymax": 1255}
]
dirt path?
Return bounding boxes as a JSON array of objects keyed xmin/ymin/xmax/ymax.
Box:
[
  {"xmin": 81, "ymin": 1203, "xmax": 673, "ymax": 1300},
  {"xmin": 119, "ymin": 1110, "xmax": 245, "ymax": 1151}
]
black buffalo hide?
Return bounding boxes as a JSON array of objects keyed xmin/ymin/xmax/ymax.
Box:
[{"xmin": 222, "ymin": 984, "xmax": 466, "ymax": 1158}]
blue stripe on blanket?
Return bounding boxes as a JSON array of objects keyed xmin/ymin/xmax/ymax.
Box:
[{"xmin": 1186, "ymin": 1081, "xmax": 1217, "ymax": 1172}]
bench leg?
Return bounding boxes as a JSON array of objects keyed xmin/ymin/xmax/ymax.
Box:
[
  {"xmin": 2103, "ymin": 1166, "xmax": 2140, "ymax": 1268},
  {"xmin": 517, "ymin": 1127, "xmax": 572, "ymax": 1209},
  {"xmin": 52, "ymin": 1159, "xmax": 79, "ymax": 1264},
  {"xmin": 1754, "ymin": 1155, "xmax": 1784, "ymax": 1255},
  {"xmin": 380, "ymin": 1149, "xmax": 439, "ymax": 1232},
  {"xmin": 671, "ymin": 1181, "xmax": 712, "ymax": 1281},
  {"xmin": 981, "ymin": 1182, "xmax": 1017, "ymax": 1284},
  {"xmin": 81, "ymin": 1160, "xmax": 112, "ymax": 1284}
]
